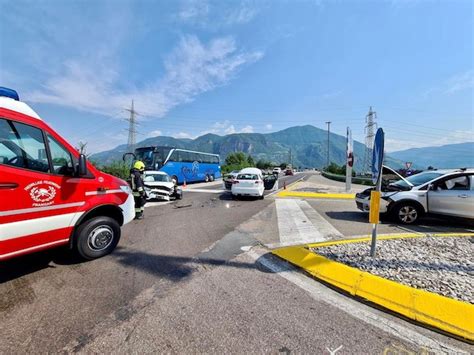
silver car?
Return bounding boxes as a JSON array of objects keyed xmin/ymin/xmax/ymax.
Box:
[{"xmin": 355, "ymin": 167, "xmax": 474, "ymax": 224}]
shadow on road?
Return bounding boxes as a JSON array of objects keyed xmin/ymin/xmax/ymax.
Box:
[
  {"xmin": 0, "ymin": 247, "xmax": 84, "ymax": 284},
  {"xmin": 111, "ymin": 248, "xmax": 281, "ymax": 282},
  {"xmin": 325, "ymin": 211, "xmax": 474, "ymax": 233}
]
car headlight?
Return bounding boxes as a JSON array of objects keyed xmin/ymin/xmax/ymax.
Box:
[{"xmin": 120, "ymin": 185, "xmax": 132, "ymax": 194}]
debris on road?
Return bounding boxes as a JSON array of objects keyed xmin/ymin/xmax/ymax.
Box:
[{"xmin": 313, "ymin": 236, "xmax": 474, "ymax": 304}]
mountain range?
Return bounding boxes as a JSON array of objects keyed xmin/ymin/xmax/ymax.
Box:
[
  {"xmin": 389, "ymin": 142, "xmax": 474, "ymax": 169},
  {"xmin": 90, "ymin": 125, "xmax": 473, "ymax": 170},
  {"xmin": 91, "ymin": 125, "xmax": 403, "ymax": 170}
]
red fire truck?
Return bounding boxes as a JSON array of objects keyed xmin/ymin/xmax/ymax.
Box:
[{"xmin": 0, "ymin": 87, "xmax": 135, "ymax": 261}]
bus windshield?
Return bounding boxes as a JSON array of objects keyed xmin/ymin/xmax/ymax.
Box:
[{"xmin": 135, "ymin": 147, "xmax": 172, "ymax": 170}]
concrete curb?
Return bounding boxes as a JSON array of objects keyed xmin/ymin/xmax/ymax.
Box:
[
  {"xmin": 277, "ymin": 190, "xmax": 355, "ymax": 199},
  {"xmin": 272, "ymin": 233, "xmax": 474, "ymax": 341}
]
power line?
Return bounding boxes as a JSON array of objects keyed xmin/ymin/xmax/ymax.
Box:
[{"xmin": 363, "ymin": 107, "xmax": 377, "ymax": 175}]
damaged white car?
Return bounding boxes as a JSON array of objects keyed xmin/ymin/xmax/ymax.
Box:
[{"xmin": 143, "ymin": 171, "xmax": 183, "ymax": 201}]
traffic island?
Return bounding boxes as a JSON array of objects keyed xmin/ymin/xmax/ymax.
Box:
[{"xmin": 272, "ymin": 233, "xmax": 474, "ymax": 342}]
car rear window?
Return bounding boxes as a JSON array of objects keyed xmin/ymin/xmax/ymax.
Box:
[{"xmin": 237, "ymin": 173, "xmax": 258, "ymax": 180}]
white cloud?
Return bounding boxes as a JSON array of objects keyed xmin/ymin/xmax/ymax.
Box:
[
  {"xmin": 178, "ymin": 0, "xmax": 209, "ymax": 22},
  {"xmin": 224, "ymin": 125, "xmax": 237, "ymax": 134},
  {"xmin": 174, "ymin": 132, "xmax": 193, "ymax": 139},
  {"xmin": 445, "ymin": 70, "xmax": 474, "ymax": 94},
  {"xmin": 240, "ymin": 125, "xmax": 254, "ymax": 133},
  {"xmin": 147, "ymin": 130, "xmax": 163, "ymax": 138},
  {"xmin": 265, "ymin": 123, "xmax": 273, "ymax": 131},
  {"xmin": 26, "ymin": 35, "xmax": 263, "ymax": 119},
  {"xmin": 385, "ymin": 130, "xmax": 474, "ymax": 152},
  {"xmin": 178, "ymin": 0, "xmax": 258, "ymax": 26},
  {"xmin": 423, "ymin": 70, "xmax": 474, "ymax": 98}
]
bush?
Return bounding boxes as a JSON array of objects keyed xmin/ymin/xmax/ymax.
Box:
[{"xmin": 98, "ymin": 161, "xmax": 130, "ymax": 180}]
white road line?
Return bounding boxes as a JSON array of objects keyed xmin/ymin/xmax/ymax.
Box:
[
  {"xmin": 296, "ymin": 200, "xmax": 344, "ymax": 239},
  {"xmin": 275, "ymin": 199, "xmax": 328, "ymax": 245},
  {"xmin": 184, "ymin": 188, "xmax": 225, "ymax": 194},
  {"xmin": 247, "ymin": 249, "xmax": 468, "ymax": 354}
]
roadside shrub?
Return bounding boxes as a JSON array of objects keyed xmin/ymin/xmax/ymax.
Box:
[{"xmin": 98, "ymin": 161, "xmax": 130, "ymax": 180}]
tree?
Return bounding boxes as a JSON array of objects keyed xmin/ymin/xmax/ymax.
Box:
[
  {"xmin": 279, "ymin": 162, "xmax": 288, "ymax": 170},
  {"xmin": 247, "ymin": 155, "xmax": 255, "ymax": 166},
  {"xmin": 256, "ymin": 159, "xmax": 272, "ymax": 170}
]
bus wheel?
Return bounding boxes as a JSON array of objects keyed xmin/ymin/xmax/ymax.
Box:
[
  {"xmin": 75, "ymin": 216, "xmax": 121, "ymax": 260},
  {"xmin": 209, "ymin": 174, "xmax": 215, "ymax": 182},
  {"xmin": 205, "ymin": 175, "xmax": 210, "ymax": 182},
  {"xmin": 172, "ymin": 175, "xmax": 178, "ymax": 185}
]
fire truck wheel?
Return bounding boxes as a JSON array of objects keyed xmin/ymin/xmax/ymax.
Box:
[{"xmin": 75, "ymin": 216, "xmax": 121, "ymax": 260}]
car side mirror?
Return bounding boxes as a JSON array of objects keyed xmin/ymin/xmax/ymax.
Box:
[{"xmin": 78, "ymin": 154, "xmax": 87, "ymax": 176}]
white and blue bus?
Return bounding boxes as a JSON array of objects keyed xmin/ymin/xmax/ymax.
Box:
[{"xmin": 134, "ymin": 146, "xmax": 221, "ymax": 184}]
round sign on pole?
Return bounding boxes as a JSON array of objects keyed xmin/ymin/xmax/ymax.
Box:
[{"xmin": 347, "ymin": 152, "xmax": 354, "ymax": 168}]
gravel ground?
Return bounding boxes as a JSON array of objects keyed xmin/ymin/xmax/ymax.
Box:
[{"xmin": 313, "ymin": 236, "xmax": 474, "ymax": 304}]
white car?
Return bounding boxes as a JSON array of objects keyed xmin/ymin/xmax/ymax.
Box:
[
  {"xmin": 272, "ymin": 167, "xmax": 282, "ymax": 174},
  {"xmin": 231, "ymin": 167, "xmax": 265, "ymax": 199},
  {"xmin": 143, "ymin": 171, "xmax": 183, "ymax": 201},
  {"xmin": 355, "ymin": 167, "xmax": 474, "ymax": 224}
]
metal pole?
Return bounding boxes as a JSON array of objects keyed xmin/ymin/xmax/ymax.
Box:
[{"xmin": 325, "ymin": 121, "xmax": 331, "ymax": 168}]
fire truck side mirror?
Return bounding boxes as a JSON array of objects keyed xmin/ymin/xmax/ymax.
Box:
[{"xmin": 78, "ymin": 154, "xmax": 87, "ymax": 176}]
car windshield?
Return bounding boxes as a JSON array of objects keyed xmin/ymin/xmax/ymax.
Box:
[
  {"xmin": 237, "ymin": 173, "xmax": 259, "ymax": 180},
  {"xmin": 144, "ymin": 174, "xmax": 171, "ymax": 182},
  {"xmin": 390, "ymin": 172, "xmax": 444, "ymax": 189}
]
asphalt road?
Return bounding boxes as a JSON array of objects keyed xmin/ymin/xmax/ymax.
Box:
[{"xmin": 0, "ymin": 172, "xmax": 470, "ymax": 353}]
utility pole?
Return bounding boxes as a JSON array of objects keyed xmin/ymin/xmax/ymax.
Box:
[
  {"xmin": 325, "ymin": 121, "xmax": 331, "ymax": 169},
  {"xmin": 288, "ymin": 148, "xmax": 292, "ymax": 167},
  {"xmin": 362, "ymin": 107, "xmax": 377, "ymax": 175},
  {"xmin": 125, "ymin": 100, "xmax": 137, "ymax": 152}
]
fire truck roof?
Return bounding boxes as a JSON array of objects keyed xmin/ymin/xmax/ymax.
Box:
[{"xmin": 0, "ymin": 87, "xmax": 42, "ymax": 120}]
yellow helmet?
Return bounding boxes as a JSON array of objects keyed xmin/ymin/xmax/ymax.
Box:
[{"xmin": 133, "ymin": 160, "xmax": 145, "ymax": 171}]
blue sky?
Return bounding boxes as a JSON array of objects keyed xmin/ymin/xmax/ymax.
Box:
[{"xmin": 1, "ymin": 0, "xmax": 472, "ymax": 153}]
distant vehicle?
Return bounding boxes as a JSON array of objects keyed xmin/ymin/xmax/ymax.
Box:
[
  {"xmin": 272, "ymin": 167, "xmax": 282, "ymax": 174},
  {"xmin": 231, "ymin": 167, "xmax": 265, "ymax": 199},
  {"xmin": 285, "ymin": 169, "xmax": 294, "ymax": 176},
  {"xmin": 0, "ymin": 87, "xmax": 135, "ymax": 261},
  {"xmin": 355, "ymin": 167, "xmax": 474, "ymax": 224},
  {"xmin": 223, "ymin": 170, "xmax": 240, "ymax": 190},
  {"xmin": 143, "ymin": 171, "xmax": 182, "ymax": 201},
  {"xmin": 133, "ymin": 146, "xmax": 221, "ymax": 185}
]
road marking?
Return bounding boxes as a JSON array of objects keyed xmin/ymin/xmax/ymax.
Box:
[
  {"xmin": 247, "ymin": 248, "xmax": 468, "ymax": 354},
  {"xmin": 184, "ymin": 188, "xmax": 225, "ymax": 193},
  {"xmin": 145, "ymin": 201, "xmax": 172, "ymax": 208},
  {"xmin": 274, "ymin": 199, "xmax": 342, "ymax": 247}
]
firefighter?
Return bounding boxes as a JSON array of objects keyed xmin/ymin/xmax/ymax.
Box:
[{"xmin": 130, "ymin": 160, "xmax": 146, "ymax": 220}]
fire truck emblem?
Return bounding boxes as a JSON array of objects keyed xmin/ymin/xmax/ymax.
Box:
[{"xmin": 25, "ymin": 180, "xmax": 61, "ymax": 206}]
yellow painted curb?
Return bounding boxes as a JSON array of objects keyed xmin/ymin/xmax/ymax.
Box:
[
  {"xmin": 277, "ymin": 190, "xmax": 355, "ymax": 199},
  {"xmin": 272, "ymin": 235, "xmax": 474, "ymax": 341}
]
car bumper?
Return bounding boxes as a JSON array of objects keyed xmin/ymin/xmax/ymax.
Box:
[
  {"xmin": 355, "ymin": 196, "xmax": 389, "ymax": 213},
  {"xmin": 120, "ymin": 193, "xmax": 135, "ymax": 225},
  {"xmin": 231, "ymin": 186, "xmax": 262, "ymax": 196}
]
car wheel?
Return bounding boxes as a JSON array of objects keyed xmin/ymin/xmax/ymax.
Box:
[
  {"xmin": 172, "ymin": 175, "xmax": 178, "ymax": 185},
  {"xmin": 391, "ymin": 202, "xmax": 421, "ymax": 224},
  {"xmin": 75, "ymin": 216, "xmax": 121, "ymax": 260}
]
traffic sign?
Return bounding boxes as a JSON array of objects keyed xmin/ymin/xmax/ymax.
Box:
[
  {"xmin": 371, "ymin": 128, "xmax": 385, "ymax": 184},
  {"xmin": 370, "ymin": 128, "xmax": 384, "ymax": 257}
]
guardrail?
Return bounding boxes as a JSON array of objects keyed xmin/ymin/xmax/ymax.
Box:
[{"xmin": 321, "ymin": 171, "xmax": 374, "ymax": 186}]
